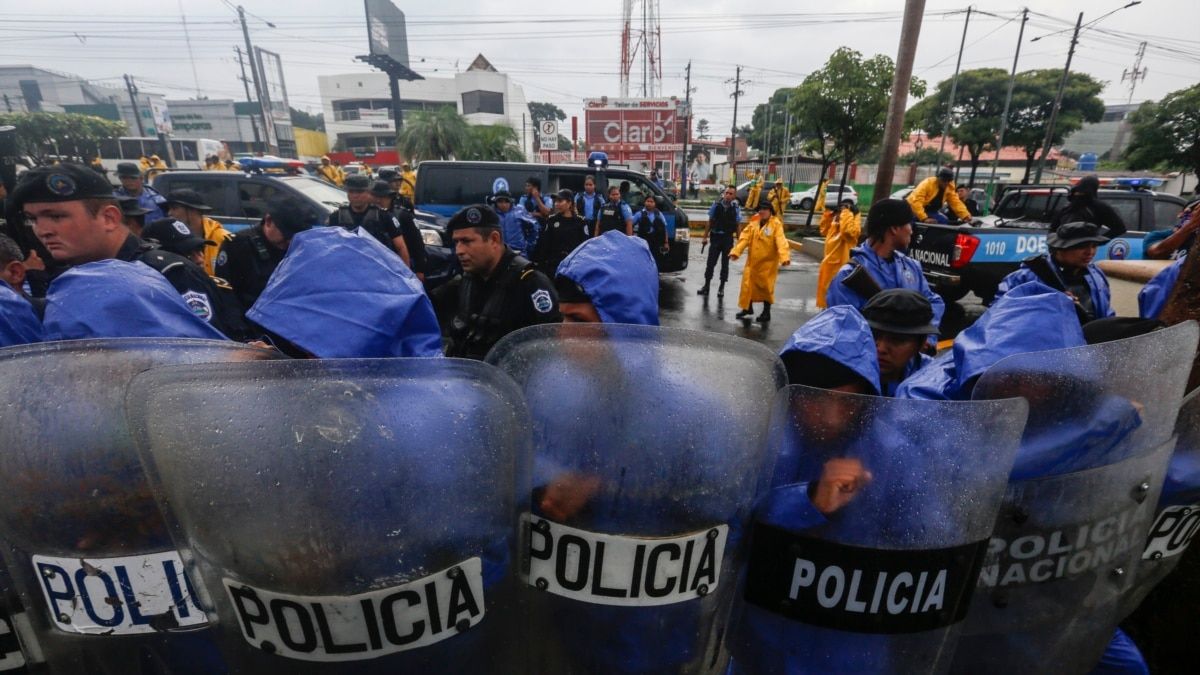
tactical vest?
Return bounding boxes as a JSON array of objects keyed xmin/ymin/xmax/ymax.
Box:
[
  {"xmin": 447, "ymin": 254, "xmax": 536, "ymax": 359},
  {"xmin": 576, "ymin": 193, "xmax": 604, "ymax": 222},
  {"xmin": 597, "ymin": 202, "xmax": 626, "ymax": 234},
  {"xmin": 337, "ymin": 206, "xmax": 398, "ymax": 254},
  {"xmin": 710, "ymin": 201, "xmax": 739, "ymax": 235}
]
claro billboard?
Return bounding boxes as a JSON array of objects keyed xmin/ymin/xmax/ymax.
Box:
[{"xmin": 585, "ymin": 98, "xmax": 688, "ymax": 153}]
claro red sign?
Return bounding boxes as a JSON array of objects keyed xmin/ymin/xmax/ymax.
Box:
[{"xmin": 586, "ymin": 98, "xmax": 686, "ymax": 153}]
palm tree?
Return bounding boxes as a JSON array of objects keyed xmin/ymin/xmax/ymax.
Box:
[
  {"xmin": 397, "ymin": 106, "xmax": 468, "ymax": 161},
  {"xmin": 462, "ymin": 124, "xmax": 525, "ymax": 162}
]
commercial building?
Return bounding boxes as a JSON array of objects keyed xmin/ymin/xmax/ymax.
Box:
[
  {"xmin": 0, "ymin": 64, "xmax": 165, "ymax": 137},
  {"xmin": 166, "ymin": 99, "xmax": 295, "ymax": 157},
  {"xmin": 1061, "ymin": 103, "xmax": 1139, "ymax": 161},
  {"xmin": 318, "ymin": 54, "xmax": 533, "ymax": 166},
  {"xmin": 584, "ymin": 97, "xmax": 690, "ymax": 180}
]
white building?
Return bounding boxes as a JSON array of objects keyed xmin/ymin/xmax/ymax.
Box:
[
  {"xmin": 318, "ymin": 54, "xmax": 533, "ymax": 160},
  {"xmin": 0, "ymin": 64, "xmax": 165, "ymax": 137}
]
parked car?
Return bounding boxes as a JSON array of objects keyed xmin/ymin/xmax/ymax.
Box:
[
  {"xmin": 153, "ymin": 171, "xmax": 457, "ymax": 288},
  {"xmin": 790, "ymin": 184, "xmax": 858, "ymax": 211},
  {"xmin": 414, "ymin": 160, "xmax": 689, "ymax": 273}
]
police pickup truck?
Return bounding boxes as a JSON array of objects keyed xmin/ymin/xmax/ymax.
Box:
[{"xmin": 908, "ymin": 181, "xmax": 1187, "ymax": 304}]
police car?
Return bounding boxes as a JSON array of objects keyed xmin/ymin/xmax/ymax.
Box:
[
  {"xmin": 153, "ymin": 171, "xmax": 457, "ymax": 287},
  {"xmin": 908, "ymin": 178, "xmax": 1188, "ymax": 304}
]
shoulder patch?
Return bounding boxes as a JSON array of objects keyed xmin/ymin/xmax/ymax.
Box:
[
  {"xmin": 215, "ymin": 250, "xmax": 228, "ymax": 268},
  {"xmin": 531, "ymin": 289, "xmax": 554, "ymax": 314},
  {"xmin": 211, "ymin": 276, "xmax": 233, "ymax": 290},
  {"xmin": 181, "ymin": 290, "xmax": 214, "ymax": 321}
]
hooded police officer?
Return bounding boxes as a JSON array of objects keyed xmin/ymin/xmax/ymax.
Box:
[
  {"xmin": 431, "ymin": 204, "xmax": 561, "ymax": 359},
  {"xmin": 215, "ymin": 196, "xmax": 317, "ymax": 310},
  {"xmin": 1050, "ymin": 175, "xmax": 1126, "ymax": 237},
  {"xmin": 329, "ymin": 174, "xmax": 410, "ymax": 262},
  {"xmin": 10, "ymin": 162, "xmax": 253, "ymax": 341}
]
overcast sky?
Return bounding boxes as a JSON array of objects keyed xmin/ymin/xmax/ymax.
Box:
[{"xmin": 1, "ymin": 0, "xmax": 1195, "ymax": 138}]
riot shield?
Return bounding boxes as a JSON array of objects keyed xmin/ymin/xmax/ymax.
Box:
[
  {"xmin": 1121, "ymin": 390, "xmax": 1200, "ymax": 613},
  {"xmin": 126, "ymin": 358, "xmax": 529, "ymax": 674},
  {"xmin": 726, "ymin": 386, "xmax": 1028, "ymax": 674},
  {"xmin": 952, "ymin": 321, "xmax": 1198, "ymax": 673},
  {"xmin": 0, "ymin": 338, "xmax": 279, "ymax": 675},
  {"xmin": 486, "ymin": 323, "xmax": 786, "ymax": 674}
]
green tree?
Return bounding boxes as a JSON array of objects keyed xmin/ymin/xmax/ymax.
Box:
[
  {"xmin": 789, "ymin": 47, "xmax": 925, "ymax": 218},
  {"xmin": 461, "ymin": 124, "xmax": 525, "ymax": 162},
  {"xmin": 746, "ymin": 88, "xmax": 796, "ymax": 157},
  {"xmin": 1004, "ymin": 69, "xmax": 1104, "ymax": 183},
  {"xmin": 289, "ymin": 106, "xmax": 325, "ymax": 132},
  {"xmin": 0, "ymin": 111, "xmax": 127, "ymax": 163},
  {"xmin": 1124, "ymin": 84, "xmax": 1200, "ymax": 182},
  {"xmin": 906, "ymin": 68, "xmax": 1011, "ymax": 186},
  {"xmin": 695, "ymin": 118, "xmax": 710, "ymax": 140},
  {"xmin": 397, "ymin": 107, "xmax": 468, "ymax": 161}
]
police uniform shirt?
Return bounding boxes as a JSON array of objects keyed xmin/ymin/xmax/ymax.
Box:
[
  {"xmin": 330, "ymin": 205, "xmax": 405, "ymax": 255},
  {"xmin": 214, "ymin": 225, "xmax": 286, "ymax": 310},
  {"xmin": 532, "ymin": 214, "xmax": 589, "ymax": 274},
  {"xmin": 430, "ymin": 249, "xmax": 562, "ymax": 360},
  {"xmin": 634, "ymin": 209, "xmax": 668, "ymax": 250},
  {"xmin": 112, "ymin": 185, "xmax": 167, "ymax": 222},
  {"xmin": 115, "ymin": 234, "xmax": 252, "ymax": 341},
  {"xmin": 390, "ymin": 205, "xmax": 429, "ymax": 274}
]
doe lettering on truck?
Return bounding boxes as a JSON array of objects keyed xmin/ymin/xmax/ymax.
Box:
[{"xmin": 967, "ymin": 233, "xmax": 1144, "ymax": 263}]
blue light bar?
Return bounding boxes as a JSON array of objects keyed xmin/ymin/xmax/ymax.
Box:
[{"xmin": 1114, "ymin": 177, "xmax": 1164, "ymax": 188}]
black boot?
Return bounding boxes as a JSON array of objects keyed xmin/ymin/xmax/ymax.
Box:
[
  {"xmin": 756, "ymin": 303, "xmax": 772, "ymax": 323},
  {"xmin": 717, "ymin": 282, "xmax": 725, "ymax": 298},
  {"xmin": 736, "ymin": 305, "xmax": 754, "ymax": 319},
  {"xmin": 697, "ymin": 281, "xmax": 710, "ymax": 296}
]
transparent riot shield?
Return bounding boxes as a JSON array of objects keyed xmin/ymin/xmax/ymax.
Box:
[
  {"xmin": 726, "ymin": 387, "xmax": 1028, "ymax": 674},
  {"xmin": 486, "ymin": 323, "xmax": 786, "ymax": 674},
  {"xmin": 1121, "ymin": 390, "xmax": 1200, "ymax": 614},
  {"xmin": 0, "ymin": 338, "xmax": 279, "ymax": 675},
  {"xmin": 952, "ymin": 321, "xmax": 1198, "ymax": 673},
  {"xmin": 126, "ymin": 358, "xmax": 529, "ymax": 674}
]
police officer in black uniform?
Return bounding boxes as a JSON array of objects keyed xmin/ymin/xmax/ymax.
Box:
[
  {"xmin": 10, "ymin": 163, "xmax": 253, "ymax": 340},
  {"xmin": 371, "ymin": 180, "xmax": 428, "ymax": 278},
  {"xmin": 216, "ymin": 196, "xmax": 318, "ymax": 310},
  {"xmin": 328, "ymin": 174, "xmax": 410, "ymax": 261},
  {"xmin": 698, "ymin": 185, "xmax": 741, "ymax": 297},
  {"xmin": 431, "ymin": 204, "xmax": 561, "ymax": 360}
]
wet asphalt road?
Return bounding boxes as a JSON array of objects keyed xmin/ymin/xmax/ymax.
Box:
[{"xmin": 657, "ymin": 243, "xmax": 986, "ymax": 352}]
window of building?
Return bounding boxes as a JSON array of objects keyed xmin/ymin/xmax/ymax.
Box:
[{"xmin": 461, "ymin": 90, "xmax": 504, "ymax": 115}]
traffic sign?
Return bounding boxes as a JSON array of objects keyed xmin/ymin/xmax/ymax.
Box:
[{"xmin": 538, "ymin": 119, "xmax": 559, "ymax": 150}]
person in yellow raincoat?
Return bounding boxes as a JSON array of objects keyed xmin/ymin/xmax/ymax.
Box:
[
  {"xmin": 316, "ymin": 156, "xmax": 343, "ymax": 186},
  {"xmin": 398, "ymin": 162, "xmax": 417, "ymax": 206},
  {"xmin": 730, "ymin": 202, "xmax": 791, "ymax": 323},
  {"xmin": 767, "ymin": 178, "xmax": 790, "ymax": 218},
  {"xmin": 745, "ymin": 170, "xmax": 763, "ymax": 210},
  {"xmin": 145, "ymin": 154, "xmax": 168, "ymax": 182},
  {"xmin": 816, "ymin": 203, "xmax": 862, "ymax": 308}
]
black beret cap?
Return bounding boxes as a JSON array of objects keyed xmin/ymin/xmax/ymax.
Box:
[
  {"xmin": 370, "ymin": 180, "xmax": 396, "ymax": 198},
  {"xmin": 867, "ymin": 198, "xmax": 914, "ymax": 229},
  {"xmin": 378, "ymin": 168, "xmax": 398, "ymax": 181},
  {"xmin": 862, "ymin": 289, "xmax": 938, "ymax": 335},
  {"xmin": 344, "ymin": 174, "xmax": 371, "ymax": 190},
  {"xmin": 116, "ymin": 162, "xmax": 142, "ymax": 177},
  {"xmin": 142, "ymin": 217, "xmax": 211, "ymax": 255},
  {"xmin": 10, "ymin": 163, "xmax": 116, "ymax": 211},
  {"xmin": 446, "ymin": 204, "xmax": 500, "ymax": 233},
  {"xmin": 265, "ymin": 197, "xmax": 320, "ymax": 238},
  {"xmin": 118, "ymin": 196, "xmax": 151, "ymax": 217}
]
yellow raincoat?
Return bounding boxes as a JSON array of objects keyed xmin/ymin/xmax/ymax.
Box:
[
  {"xmin": 399, "ymin": 169, "xmax": 417, "ymax": 201},
  {"xmin": 730, "ymin": 214, "xmax": 790, "ymax": 308},
  {"xmin": 745, "ymin": 174, "xmax": 762, "ymax": 210},
  {"xmin": 767, "ymin": 183, "xmax": 790, "ymax": 217},
  {"xmin": 317, "ymin": 161, "xmax": 343, "ymax": 186},
  {"xmin": 816, "ymin": 208, "xmax": 862, "ymax": 308},
  {"xmin": 200, "ymin": 217, "xmax": 232, "ymax": 277},
  {"xmin": 907, "ymin": 176, "xmax": 971, "ymax": 221}
]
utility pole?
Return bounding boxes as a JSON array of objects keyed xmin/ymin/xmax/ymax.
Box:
[
  {"xmin": 1033, "ymin": 12, "xmax": 1083, "ymax": 184},
  {"xmin": 938, "ymin": 6, "xmax": 972, "ymax": 167},
  {"xmin": 987, "ymin": 8, "xmax": 1028, "ymax": 203},
  {"xmin": 1121, "ymin": 41, "xmax": 1148, "ymax": 104},
  {"xmin": 727, "ymin": 65, "xmax": 744, "ymax": 185},
  {"xmin": 234, "ymin": 46, "xmax": 261, "ymax": 145},
  {"xmin": 681, "ymin": 60, "xmax": 692, "ymax": 196},
  {"xmin": 873, "ymin": 0, "xmax": 926, "ymax": 205},
  {"xmin": 238, "ymin": 5, "xmax": 274, "ymax": 154},
  {"xmin": 123, "ymin": 74, "xmax": 146, "ymax": 137}
]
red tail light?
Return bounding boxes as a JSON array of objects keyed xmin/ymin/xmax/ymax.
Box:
[{"xmin": 950, "ymin": 233, "xmax": 980, "ymax": 269}]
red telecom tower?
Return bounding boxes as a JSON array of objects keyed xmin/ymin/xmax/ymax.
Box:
[{"xmin": 620, "ymin": 0, "xmax": 662, "ymax": 98}]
